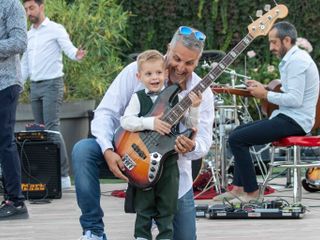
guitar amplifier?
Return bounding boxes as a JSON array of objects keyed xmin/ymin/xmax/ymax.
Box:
[
  {"xmin": 16, "ymin": 141, "xmax": 62, "ymax": 199},
  {"xmin": 15, "ymin": 130, "xmax": 48, "ymax": 142}
]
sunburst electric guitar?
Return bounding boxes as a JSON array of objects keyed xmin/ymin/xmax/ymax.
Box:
[{"xmin": 114, "ymin": 4, "xmax": 288, "ymax": 188}]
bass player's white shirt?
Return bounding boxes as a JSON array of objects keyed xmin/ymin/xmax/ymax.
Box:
[{"xmin": 92, "ymin": 61, "xmax": 214, "ymax": 198}]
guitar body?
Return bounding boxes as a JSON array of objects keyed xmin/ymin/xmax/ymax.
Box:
[
  {"xmin": 262, "ymin": 79, "xmax": 320, "ymax": 131},
  {"xmin": 114, "ymin": 85, "xmax": 193, "ymax": 188},
  {"xmin": 261, "ymin": 79, "xmax": 282, "ymax": 116}
]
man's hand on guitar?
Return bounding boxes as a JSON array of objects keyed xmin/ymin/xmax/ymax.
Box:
[
  {"xmin": 104, "ymin": 149, "xmax": 129, "ymax": 182},
  {"xmin": 246, "ymin": 80, "xmax": 268, "ymax": 99},
  {"xmin": 175, "ymin": 128, "xmax": 197, "ymax": 154},
  {"xmin": 189, "ymin": 90, "xmax": 202, "ymax": 108},
  {"xmin": 154, "ymin": 114, "xmax": 172, "ymax": 135}
]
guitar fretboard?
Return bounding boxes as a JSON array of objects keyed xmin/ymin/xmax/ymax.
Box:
[{"xmin": 162, "ymin": 33, "xmax": 254, "ymax": 125}]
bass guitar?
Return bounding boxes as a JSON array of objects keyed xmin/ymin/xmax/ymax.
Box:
[{"xmin": 114, "ymin": 4, "xmax": 288, "ymax": 188}]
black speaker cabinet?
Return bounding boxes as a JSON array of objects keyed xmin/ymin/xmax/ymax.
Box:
[{"xmin": 16, "ymin": 141, "xmax": 62, "ymax": 199}]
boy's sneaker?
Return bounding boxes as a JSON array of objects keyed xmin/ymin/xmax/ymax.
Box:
[
  {"xmin": 0, "ymin": 200, "xmax": 29, "ymax": 220},
  {"xmin": 79, "ymin": 230, "xmax": 106, "ymax": 240}
]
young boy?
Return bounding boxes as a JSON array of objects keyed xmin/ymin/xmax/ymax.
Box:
[{"xmin": 120, "ymin": 49, "xmax": 201, "ymax": 240}]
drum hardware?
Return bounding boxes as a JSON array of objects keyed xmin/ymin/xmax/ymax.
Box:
[
  {"xmin": 193, "ymin": 150, "xmax": 223, "ymax": 198},
  {"xmin": 202, "ymin": 60, "xmax": 251, "ymax": 82},
  {"xmin": 201, "ymin": 63, "xmax": 263, "ymax": 195},
  {"xmin": 213, "ymin": 68, "xmax": 252, "ymax": 190},
  {"xmin": 214, "ymin": 95, "xmax": 225, "ymax": 109},
  {"xmin": 216, "ymin": 105, "xmax": 237, "ymax": 190},
  {"xmin": 224, "ymin": 67, "xmax": 251, "ymax": 78},
  {"xmin": 249, "ymin": 144, "xmax": 271, "ymax": 180},
  {"xmin": 200, "ymin": 50, "xmax": 226, "ymax": 64},
  {"xmin": 206, "ymin": 159, "xmax": 222, "ymax": 194}
]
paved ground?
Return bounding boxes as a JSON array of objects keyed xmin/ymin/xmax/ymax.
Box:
[{"xmin": 1, "ymin": 180, "xmax": 320, "ymax": 240}]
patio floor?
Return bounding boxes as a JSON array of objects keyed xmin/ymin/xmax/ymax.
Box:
[{"xmin": 1, "ymin": 179, "xmax": 320, "ymax": 240}]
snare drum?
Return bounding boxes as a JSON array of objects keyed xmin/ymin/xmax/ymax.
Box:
[{"xmin": 215, "ymin": 105, "xmax": 239, "ymax": 124}]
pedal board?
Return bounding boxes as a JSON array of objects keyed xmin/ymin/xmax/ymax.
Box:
[{"xmin": 196, "ymin": 201, "xmax": 306, "ymax": 219}]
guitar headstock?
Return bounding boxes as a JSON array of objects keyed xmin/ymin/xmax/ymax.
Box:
[{"xmin": 248, "ymin": 4, "xmax": 288, "ymax": 38}]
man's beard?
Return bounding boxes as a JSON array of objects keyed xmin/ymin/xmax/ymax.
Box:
[
  {"xmin": 279, "ymin": 46, "xmax": 288, "ymax": 58},
  {"xmin": 272, "ymin": 45, "xmax": 288, "ymax": 59},
  {"xmin": 29, "ymin": 16, "xmax": 40, "ymax": 24}
]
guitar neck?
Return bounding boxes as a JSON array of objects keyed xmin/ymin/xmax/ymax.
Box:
[{"xmin": 163, "ymin": 33, "xmax": 254, "ymax": 125}]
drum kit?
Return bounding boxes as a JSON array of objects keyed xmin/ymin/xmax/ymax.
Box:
[{"xmin": 193, "ymin": 56, "xmax": 266, "ymax": 197}]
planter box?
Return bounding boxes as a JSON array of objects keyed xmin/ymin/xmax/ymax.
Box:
[{"xmin": 15, "ymin": 100, "xmax": 96, "ymax": 174}]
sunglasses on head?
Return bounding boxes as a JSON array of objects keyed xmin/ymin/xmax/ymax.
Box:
[{"xmin": 178, "ymin": 26, "xmax": 206, "ymax": 42}]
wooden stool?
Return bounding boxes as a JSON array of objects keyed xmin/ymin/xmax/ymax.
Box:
[{"xmin": 262, "ymin": 136, "xmax": 320, "ymax": 203}]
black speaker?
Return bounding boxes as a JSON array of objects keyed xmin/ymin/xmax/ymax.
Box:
[{"xmin": 16, "ymin": 141, "xmax": 62, "ymax": 199}]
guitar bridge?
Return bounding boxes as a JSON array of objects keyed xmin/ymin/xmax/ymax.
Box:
[{"xmin": 122, "ymin": 154, "xmax": 136, "ymax": 170}]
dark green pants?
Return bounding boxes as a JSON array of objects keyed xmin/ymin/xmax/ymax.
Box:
[{"xmin": 134, "ymin": 155, "xmax": 179, "ymax": 240}]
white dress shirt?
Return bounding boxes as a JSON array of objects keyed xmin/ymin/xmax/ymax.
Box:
[
  {"xmin": 268, "ymin": 45, "xmax": 319, "ymax": 133},
  {"xmin": 21, "ymin": 17, "xmax": 78, "ymax": 82},
  {"xmin": 92, "ymin": 61, "xmax": 214, "ymax": 198}
]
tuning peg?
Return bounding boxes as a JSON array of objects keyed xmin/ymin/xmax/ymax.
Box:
[
  {"xmin": 256, "ymin": 10, "xmax": 263, "ymax": 17},
  {"xmin": 264, "ymin": 4, "xmax": 271, "ymax": 11}
]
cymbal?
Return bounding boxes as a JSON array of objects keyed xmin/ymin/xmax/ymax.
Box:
[{"xmin": 211, "ymin": 86, "xmax": 252, "ymax": 97}]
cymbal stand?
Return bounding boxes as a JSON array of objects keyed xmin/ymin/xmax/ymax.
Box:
[
  {"xmin": 219, "ymin": 69, "xmax": 240, "ymax": 190},
  {"xmin": 218, "ymin": 106, "xmax": 231, "ymax": 191},
  {"xmin": 197, "ymin": 146, "xmax": 222, "ymax": 197},
  {"xmin": 218, "ymin": 69, "xmax": 252, "ymax": 190}
]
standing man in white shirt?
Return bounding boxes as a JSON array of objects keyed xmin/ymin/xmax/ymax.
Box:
[
  {"xmin": 72, "ymin": 26, "xmax": 214, "ymax": 240},
  {"xmin": 21, "ymin": 0, "xmax": 86, "ymax": 189}
]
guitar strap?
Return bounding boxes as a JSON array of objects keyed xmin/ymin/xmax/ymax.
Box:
[{"xmin": 136, "ymin": 89, "xmax": 180, "ymax": 132}]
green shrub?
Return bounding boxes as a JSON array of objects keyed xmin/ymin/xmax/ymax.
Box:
[
  {"xmin": 119, "ymin": 0, "xmax": 319, "ymax": 120},
  {"xmin": 120, "ymin": 0, "xmax": 319, "ymax": 72}
]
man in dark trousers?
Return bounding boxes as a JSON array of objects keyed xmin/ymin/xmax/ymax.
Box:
[{"xmin": 0, "ymin": 0, "xmax": 28, "ymax": 220}]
